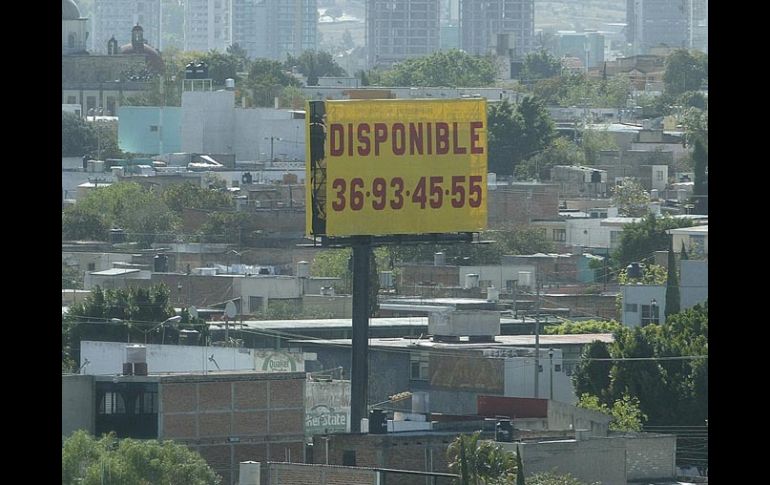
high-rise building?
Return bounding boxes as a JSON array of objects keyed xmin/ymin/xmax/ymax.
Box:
[
  {"xmin": 557, "ymin": 32, "xmax": 605, "ymax": 69},
  {"xmin": 184, "ymin": 0, "xmax": 232, "ymax": 52},
  {"xmin": 626, "ymin": 0, "xmax": 689, "ymax": 55},
  {"xmin": 93, "ymin": 0, "xmax": 162, "ymax": 54},
  {"xmin": 232, "ymin": 0, "xmax": 318, "ymax": 61},
  {"xmin": 459, "ymin": 0, "xmax": 535, "ymax": 58},
  {"xmin": 366, "ymin": 0, "xmax": 441, "ymax": 68},
  {"xmin": 688, "ymin": 0, "xmax": 707, "ymax": 53}
]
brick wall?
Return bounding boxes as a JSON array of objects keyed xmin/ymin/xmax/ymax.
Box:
[
  {"xmin": 488, "ymin": 186, "xmax": 560, "ymax": 228},
  {"xmin": 263, "ymin": 463, "xmax": 376, "ymax": 485},
  {"xmin": 160, "ymin": 373, "xmax": 306, "ymax": 485},
  {"xmin": 312, "ymin": 433, "xmax": 459, "ymax": 485},
  {"xmin": 625, "ymin": 433, "xmax": 677, "ymax": 481}
]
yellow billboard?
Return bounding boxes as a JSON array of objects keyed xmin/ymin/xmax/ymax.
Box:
[{"xmin": 307, "ymin": 99, "xmax": 488, "ymax": 237}]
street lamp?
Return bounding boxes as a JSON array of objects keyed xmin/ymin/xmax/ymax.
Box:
[
  {"xmin": 159, "ymin": 315, "xmax": 182, "ymax": 344},
  {"xmin": 548, "ymin": 348, "xmax": 554, "ymax": 401}
]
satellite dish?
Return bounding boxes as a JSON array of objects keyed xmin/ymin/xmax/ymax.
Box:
[
  {"xmin": 188, "ymin": 306, "xmax": 198, "ymax": 319},
  {"xmin": 225, "ymin": 301, "xmax": 237, "ymax": 319}
]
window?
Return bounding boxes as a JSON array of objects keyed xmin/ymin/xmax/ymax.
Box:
[
  {"xmin": 410, "ymin": 352, "xmax": 429, "ymax": 381},
  {"xmin": 553, "ymin": 229, "xmax": 566, "ymax": 242},
  {"xmin": 554, "ymin": 364, "xmax": 562, "ymax": 372},
  {"xmin": 87, "ymin": 262, "xmax": 96, "ymax": 271},
  {"xmin": 625, "ymin": 303, "xmax": 638, "ymax": 313},
  {"xmin": 99, "ymin": 392, "xmax": 126, "ymax": 415},
  {"xmin": 538, "ymin": 365, "xmax": 543, "ymax": 372},
  {"xmin": 656, "ymin": 170, "xmax": 665, "ymax": 181},
  {"xmin": 137, "ymin": 391, "xmax": 157, "ymax": 414},
  {"xmin": 67, "ymin": 96, "xmax": 77, "ymax": 104},
  {"xmin": 641, "ymin": 304, "xmax": 659, "ymax": 326},
  {"xmin": 150, "ymin": 125, "xmax": 159, "ymax": 132}
]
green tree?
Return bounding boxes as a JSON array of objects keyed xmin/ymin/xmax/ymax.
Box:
[
  {"xmin": 447, "ymin": 432, "xmax": 517, "ymax": 485},
  {"xmin": 522, "ymin": 50, "xmax": 562, "ymax": 80},
  {"xmin": 617, "ymin": 264, "xmax": 667, "ymax": 285},
  {"xmin": 62, "ymin": 112, "xmax": 96, "ymax": 157},
  {"xmin": 197, "ymin": 211, "xmax": 254, "ymax": 244},
  {"xmin": 488, "ymin": 97, "xmax": 555, "ymax": 175},
  {"xmin": 691, "ymin": 137, "xmax": 708, "ymax": 215},
  {"xmin": 64, "ymin": 284, "xmax": 176, "ymax": 365},
  {"xmin": 62, "ymin": 431, "xmax": 221, "ymax": 485},
  {"xmin": 577, "ymin": 393, "xmax": 647, "ymax": 432},
  {"xmin": 286, "ymin": 50, "xmax": 347, "ymax": 86},
  {"xmin": 246, "ymin": 58, "xmax": 302, "ymax": 107},
  {"xmin": 663, "ymin": 50, "xmax": 708, "ymax": 96},
  {"xmin": 610, "ymin": 179, "xmax": 649, "ymax": 217},
  {"xmin": 199, "ymin": 50, "xmax": 242, "ymax": 86},
  {"xmin": 572, "ymin": 341, "xmax": 613, "ymax": 404},
  {"xmin": 612, "ymin": 214, "xmax": 693, "ymax": 269},
  {"xmin": 514, "ymin": 137, "xmax": 585, "ymax": 181},
  {"xmin": 72, "ymin": 182, "xmax": 179, "ymax": 247},
  {"xmin": 62, "ymin": 205, "xmax": 110, "ymax": 241},
  {"xmin": 280, "ymin": 85, "xmax": 308, "ymax": 109},
  {"xmin": 664, "ymin": 239, "xmax": 680, "ymax": 317},
  {"xmin": 546, "ymin": 320, "xmax": 621, "ymax": 335},
  {"xmin": 529, "ymin": 472, "xmax": 596, "ymax": 485},
  {"xmin": 580, "ymin": 128, "xmax": 617, "ymax": 165},
  {"xmin": 310, "ymin": 247, "xmax": 383, "ymax": 316},
  {"xmin": 381, "ymin": 49, "xmax": 497, "ymax": 87},
  {"xmin": 161, "ymin": 183, "xmax": 233, "ymax": 214}
]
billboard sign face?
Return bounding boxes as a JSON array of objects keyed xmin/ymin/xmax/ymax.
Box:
[
  {"xmin": 307, "ymin": 99, "xmax": 488, "ymax": 237},
  {"xmin": 305, "ymin": 380, "xmax": 351, "ymax": 436},
  {"xmin": 253, "ymin": 350, "xmax": 304, "ymax": 372}
]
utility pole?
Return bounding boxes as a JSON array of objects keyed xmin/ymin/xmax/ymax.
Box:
[
  {"xmin": 534, "ymin": 275, "xmax": 541, "ymax": 399},
  {"xmin": 350, "ymin": 243, "xmax": 371, "ymax": 432}
]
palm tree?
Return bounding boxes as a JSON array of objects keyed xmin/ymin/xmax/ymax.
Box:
[{"xmin": 447, "ymin": 432, "xmax": 517, "ymax": 484}]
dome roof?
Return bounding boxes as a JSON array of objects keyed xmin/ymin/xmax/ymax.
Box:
[
  {"xmin": 120, "ymin": 42, "xmax": 165, "ymax": 73},
  {"xmin": 62, "ymin": 0, "xmax": 81, "ymax": 20}
]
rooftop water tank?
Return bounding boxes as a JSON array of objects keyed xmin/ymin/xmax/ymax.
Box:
[
  {"xmin": 297, "ymin": 261, "xmax": 310, "ymax": 278},
  {"xmin": 465, "ymin": 273, "xmax": 479, "ymax": 289},
  {"xmin": 126, "ymin": 344, "xmax": 147, "ymax": 364},
  {"xmin": 434, "ymin": 252, "xmax": 446, "ymax": 266}
]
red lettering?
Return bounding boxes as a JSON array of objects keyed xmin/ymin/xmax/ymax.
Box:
[
  {"xmin": 452, "ymin": 122, "xmax": 467, "ymax": 154},
  {"xmin": 357, "ymin": 123, "xmax": 371, "ymax": 156},
  {"xmin": 426, "ymin": 123, "xmax": 432, "ymax": 155},
  {"xmin": 409, "ymin": 122, "xmax": 423, "ymax": 155},
  {"xmin": 392, "ymin": 123, "xmax": 406, "ymax": 155},
  {"xmin": 330, "ymin": 124, "xmax": 344, "ymax": 156},
  {"xmin": 347, "ymin": 123, "xmax": 353, "ymax": 156},
  {"xmin": 436, "ymin": 122, "xmax": 449, "ymax": 155},
  {"xmin": 374, "ymin": 123, "xmax": 387, "ymax": 156},
  {"xmin": 470, "ymin": 121, "xmax": 484, "ymax": 154}
]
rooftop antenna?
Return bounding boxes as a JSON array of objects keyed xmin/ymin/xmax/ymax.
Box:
[
  {"xmin": 77, "ymin": 358, "xmax": 91, "ymax": 374},
  {"xmin": 208, "ymin": 354, "xmax": 221, "ymax": 371}
]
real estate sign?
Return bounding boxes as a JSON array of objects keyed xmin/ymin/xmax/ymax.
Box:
[
  {"xmin": 305, "ymin": 380, "xmax": 351, "ymax": 436},
  {"xmin": 306, "ymin": 99, "xmax": 488, "ymax": 237}
]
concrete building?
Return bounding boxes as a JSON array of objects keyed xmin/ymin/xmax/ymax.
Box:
[
  {"xmin": 62, "ymin": 0, "xmax": 89, "ymax": 55},
  {"xmin": 118, "ymin": 106, "xmax": 183, "ymax": 154},
  {"xmin": 366, "ymin": 0, "xmax": 441, "ymax": 67},
  {"xmin": 232, "ymin": 0, "xmax": 318, "ymax": 61},
  {"xmin": 62, "ymin": 22, "xmax": 164, "ymax": 117},
  {"xmin": 180, "ymin": 90, "xmax": 305, "ymax": 161},
  {"xmin": 688, "ymin": 0, "xmax": 708, "ymax": 53},
  {"xmin": 184, "ymin": 0, "xmax": 232, "ymax": 52},
  {"xmin": 620, "ymin": 259, "xmax": 707, "ymax": 326},
  {"xmin": 294, "ymin": 329, "xmax": 617, "ymax": 415},
  {"xmin": 501, "ymin": 432, "xmax": 677, "ymax": 484},
  {"xmin": 627, "ymin": 0, "xmax": 688, "ymax": 55},
  {"xmin": 550, "ymin": 165, "xmax": 608, "ymax": 198},
  {"xmin": 62, "ymin": 371, "xmax": 306, "ymax": 484},
  {"xmin": 459, "ymin": 0, "xmax": 535, "ymax": 58},
  {"xmin": 93, "ymin": 0, "xmax": 162, "ymax": 54},
  {"xmin": 556, "ymin": 31, "xmax": 605, "ymax": 69},
  {"xmin": 669, "ymin": 225, "xmax": 708, "ymax": 258}
]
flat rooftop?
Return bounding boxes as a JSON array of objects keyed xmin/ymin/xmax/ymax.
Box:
[{"xmin": 290, "ymin": 333, "xmax": 615, "ymax": 349}]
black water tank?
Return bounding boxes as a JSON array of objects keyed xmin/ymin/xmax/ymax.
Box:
[
  {"xmin": 185, "ymin": 62, "xmax": 195, "ymax": 79},
  {"xmin": 369, "ymin": 409, "xmax": 387, "ymax": 434},
  {"xmin": 626, "ymin": 262, "xmax": 642, "ymax": 279},
  {"xmin": 496, "ymin": 419, "xmax": 514, "ymax": 442},
  {"xmin": 109, "ymin": 228, "xmax": 126, "ymax": 244},
  {"xmin": 154, "ymin": 254, "xmax": 169, "ymax": 273}
]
